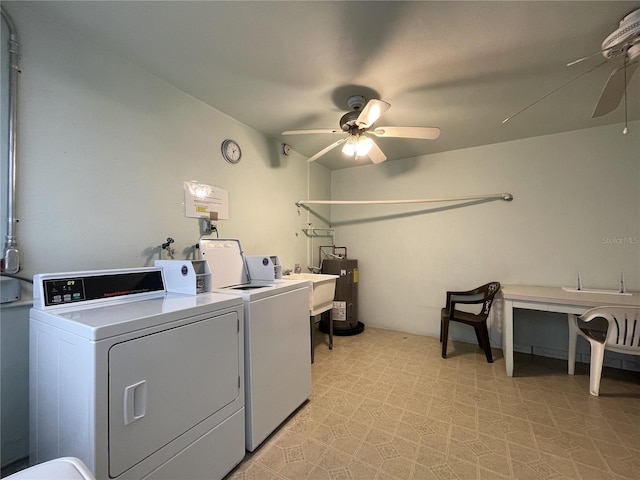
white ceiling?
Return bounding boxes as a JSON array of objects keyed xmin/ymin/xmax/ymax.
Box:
[{"xmin": 14, "ymin": 1, "xmax": 640, "ymax": 169}]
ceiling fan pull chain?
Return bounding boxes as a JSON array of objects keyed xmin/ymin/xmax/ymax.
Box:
[{"xmin": 623, "ymin": 59, "xmax": 629, "ymax": 135}]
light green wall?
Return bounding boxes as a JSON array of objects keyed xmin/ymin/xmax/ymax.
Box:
[
  {"xmin": 331, "ymin": 123, "xmax": 640, "ymax": 347},
  {"xmin": 7, "ymin": 3, "xmax": 329, "ymax": 279}
]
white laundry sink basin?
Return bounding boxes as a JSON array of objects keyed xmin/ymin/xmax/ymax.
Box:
[{"xmin": 284, "ymin": 273, "xmax": 338, "ymax": 316}]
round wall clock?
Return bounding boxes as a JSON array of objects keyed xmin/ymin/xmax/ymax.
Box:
[{"xmin": 221, "ymin": 139, "xmax": 242, "ymax": 164}]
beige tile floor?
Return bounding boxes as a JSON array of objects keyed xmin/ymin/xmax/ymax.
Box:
[{"xmin": 227, "ymin": 326, "xmax": 640, "ymax": 480}]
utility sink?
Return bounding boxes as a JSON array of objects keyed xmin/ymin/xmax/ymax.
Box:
[{"xmin": 284, "ymin": 273, "xmax": 338, "ymax": 316}]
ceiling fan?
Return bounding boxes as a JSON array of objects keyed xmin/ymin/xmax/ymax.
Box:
[
  {"xmin": 591, "ymin": 7, "xmax": 640, "ymax": 120},
  {"xmin": 504, "ymin": 7, "xmax": 640, "ymax": 127},
  {"xmin": 282, "ymin": 95, "xmax": 440, "ymax": 164}
]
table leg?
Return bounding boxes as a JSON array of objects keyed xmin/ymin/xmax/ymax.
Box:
[
  {"xmin": 567, "ymin": 314, "xmax": 578, "ymax": 375},
  {"xmin": 503, "ymin": 299, "xmax": 514, "ymax": 376}
]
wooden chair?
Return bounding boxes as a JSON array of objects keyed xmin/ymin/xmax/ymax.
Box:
[
  {"xmin": 568, "ymin": 306, "xmax": 640, "ymax": 396},
  {"xmin": 440, "ymin": 282, "xmax": 501, "ymax": 363}
]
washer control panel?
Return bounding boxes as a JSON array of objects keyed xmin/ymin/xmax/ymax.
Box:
[{"xmin": 37, "ymin": 269, "xmax": 166, "ymax": 308}]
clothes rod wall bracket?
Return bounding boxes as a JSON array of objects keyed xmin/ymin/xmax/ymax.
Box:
[{"xmin": 295, "ymin": 192, "xmax": 513, "ymax": 207}]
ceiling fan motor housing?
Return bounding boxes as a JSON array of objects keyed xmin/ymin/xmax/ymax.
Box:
[
  {"xmin": 339, "ymin": 111, "xmax": 361, "ymax": 131},
  {"xmin": 602, "ymin": 8, "xmax": 640, "ymax": 59},
  {"xmin": 340, "ymin": 95, "xmax": 370, "ymax": 131}
]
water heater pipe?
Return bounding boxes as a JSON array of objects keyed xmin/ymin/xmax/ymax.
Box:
[
  {"xmin": 1, "ymin": 6, "xmax": 20, "ymax": 274},
  {"xmin": 296, "ymin": 192, "xmax": 513, "ymax": 207}
]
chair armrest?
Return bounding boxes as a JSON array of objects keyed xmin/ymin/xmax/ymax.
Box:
[
  {"xmin": 446, "ymin": 289, "xmax": 476, "ymax": 297},
  {"xmin": 579, "ymin": 308, "xmax": 611, "ymax": 323},
  {"xmin": 445, "ymin": 289, "xmax": 478, "ymax": 309},
  {"xmin": 446, "ymin": 293, "xmax": 487, "ymax": 320},
  {"xmin": 449, "ymin": 292, "xmax": 486, "ymax": 305}
]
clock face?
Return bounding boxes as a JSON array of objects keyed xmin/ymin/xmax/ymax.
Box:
[{"xmin": 222, "ymin": 139, "xmax": 241, "ymax": 164}]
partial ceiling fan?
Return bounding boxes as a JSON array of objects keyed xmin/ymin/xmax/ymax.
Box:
[
  {"xmin": 282, "ymin": 95, "xmax": 440, "ymax": 164},
  {"xmin": 504, "ymin": 7, "xmax": 640, "ymax": 128},
  {"xmin": 592, "ymin": 8, "xmax": 640, "ymax": 120}
]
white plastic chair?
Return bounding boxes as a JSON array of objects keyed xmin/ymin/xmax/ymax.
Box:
[{"xmin": 568, "ymin": 306, "xmax": 640, "ymax": 396}]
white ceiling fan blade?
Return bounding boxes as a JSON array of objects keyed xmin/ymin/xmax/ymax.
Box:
[
  {"xmin": 355, "ymin": 99, "xmax": 391, "ymax": 128},
  {"xmin": 371, "ymin": 126, "xmax": 441, "ymax": 139},
  {"xmin": 282, "ymin": 128, "xmax": 342, "ymax": 135},
  {"xmin": 307, "ymin": 138, "xmax": 346, "ymax": 163},
  {"xmin": 502, "ymin": 59, "xmax": 609, "ymax": 124},
  {"xmin": 566, "ymin": 39, "xmax": 637, "ymax": 66},
  {"xmin": 592, "ymin": 61, "xmax": 638, "ymax": 118},
  {"xmin": 566, "ymin": 49, "xmax": 611, "ymax": 67},
  {"xmin": 367, "ymin": 139, "xmax": 387, "ymax": 164}
]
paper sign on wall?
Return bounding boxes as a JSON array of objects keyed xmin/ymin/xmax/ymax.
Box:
[{"xmin": 184, "ymin": 181, "xmax": 229, "ymax": 219}]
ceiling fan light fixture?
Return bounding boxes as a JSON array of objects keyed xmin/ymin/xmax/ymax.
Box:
[
  {"xmin": 341, "ymin": 135, "xmax": 372, "ymax": 157},
  {"xmin": 356, "ymin": 136, "xmax": 373, "ymax": 156},
  {"xmin": 341, "ymin": 135, "xmax": 357, "ymax": 155}
]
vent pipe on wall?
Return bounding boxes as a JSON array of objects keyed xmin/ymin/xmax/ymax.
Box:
[{"xmin": 1, "ymin": 6, "xmax": 20, "ymax": 274}]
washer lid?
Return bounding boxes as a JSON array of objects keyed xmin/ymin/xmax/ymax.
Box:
[
  {"xmin": 199, "ymin": 238, "xmax": 249, "ymax": 288},
  {"xmin": 29, "ymin": 292, "xmax": 242, "ymax": 341}
]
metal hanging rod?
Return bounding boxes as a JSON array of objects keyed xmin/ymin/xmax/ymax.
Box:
[
  {"xmin": 295, "ymin": 192, "xmax": 513, "ymax": 207},
  {"xmin": 301, "ymin": 227, "xmax": 334, "ymax": 236}
]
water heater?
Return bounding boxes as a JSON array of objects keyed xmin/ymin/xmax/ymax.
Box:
[{"xmin": 321, "ymin": 258, "xmax": 364, "ymax": 335}]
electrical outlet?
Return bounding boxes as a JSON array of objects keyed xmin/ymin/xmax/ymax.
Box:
[{"xmin": 199, "ymin": 217, "xmax": 212, "ymax": 236}]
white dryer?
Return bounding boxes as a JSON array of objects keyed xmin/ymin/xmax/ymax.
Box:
[
  {"xmin": 29, "ymin": 266, "xmax": 245, "ymax": 480},
  {"xmin": 199, "ymin": 239, "xmax": 311, "ymax": 451}
]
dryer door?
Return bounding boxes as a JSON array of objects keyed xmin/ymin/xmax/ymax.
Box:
[{"xmin": 108, "ymin": 311, "xmax": 240, "ymax": 477}]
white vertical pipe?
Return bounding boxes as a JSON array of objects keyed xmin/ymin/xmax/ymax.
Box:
[{"xmin": 1, "ymin": 7, "xmax": 20, "ymax": 274}]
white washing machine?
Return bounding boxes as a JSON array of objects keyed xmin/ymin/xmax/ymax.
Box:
[
  {"xmin": 199, "ymin": 239, "xmax": 311, "ymax": 451},
  {"xmin": 29, "ymin": 266, "xmax": 245, "ymax": 480}
]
